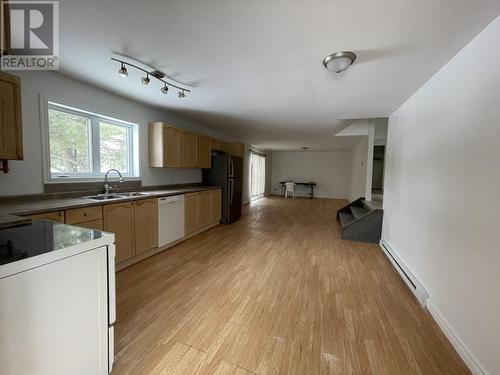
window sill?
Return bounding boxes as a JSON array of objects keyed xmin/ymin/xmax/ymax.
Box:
[
  {"xmin": 44, "ymin": 180, "xmax": 142, "ymax": 194},
  {"xmin": 46, "ymin": 177, "xmax": 141, "ymax": 184}
]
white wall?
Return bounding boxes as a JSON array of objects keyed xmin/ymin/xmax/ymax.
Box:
[
  {"xmin": 383, "ymin": 15, "xmax": 500, "ymax": 374},
  {"xmin": 0, "ymin": 71, "xmax": 225, "ymax": 196},
  {"xmin": 270, "ymin": 151, "xmax": 351, "ymax": 199},
  {"xmin": 349, "ymin": 138, "xmax": 368, "ymax": 202}
]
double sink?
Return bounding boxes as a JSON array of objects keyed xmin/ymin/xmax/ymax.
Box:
[{"xmin": 83, "ymin": 192, "xmax": 152, "ymax": 201}]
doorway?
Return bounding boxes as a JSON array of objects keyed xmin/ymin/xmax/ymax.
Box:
[
  {"xmin": 372, "ymin": 145, "xmax": 385, "ymax": 199},
  {"xmin": 250, "ymin": 151, "xmax": 266, "ymax": 201}
]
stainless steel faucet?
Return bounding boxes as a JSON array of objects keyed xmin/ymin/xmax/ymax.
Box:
[{"xmin": 104, "ymin": 169, "xmax": 124, "ymax": 195}]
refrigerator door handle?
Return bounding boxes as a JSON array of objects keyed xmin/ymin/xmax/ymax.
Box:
[
  {"xmin": 229, "ymin": 179, "xmax": 234, "ymax": 204},
  {"xmin": 229, "ymin": 158, "xmax": 234, "ymax": 178}
]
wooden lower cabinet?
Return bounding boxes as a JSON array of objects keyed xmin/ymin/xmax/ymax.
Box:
[
  {"xmin": 103, "ymin": 202, "xmax": 135, "ymax": 263},
  {"xmin": 76, "ymin": 219, "xmax": 103, "ymax": 230},
  {"xmin": 134, "ymin": 198, "xmax": 158, "ymax": 255},
  {"xmin": 63, "ymin": 206, "xmax": 103, "ymax": 230},
  {"xmin": 103, "ymin": 199, "xmax": 158, "ymax": 265},
  {"xmin": 65, "ymin": 206, "xmax": 102, "ymax": 224},
  {"xmin": 185, "ymin": 189, "xmax": 222, "ymax": 235},
  {"xmin": 199, "ymin": 190, "xmax": 213, "ymax": 228},
  {"xmin": 184, "ymin": 192, "xmax": 200, "ymax": 235}
]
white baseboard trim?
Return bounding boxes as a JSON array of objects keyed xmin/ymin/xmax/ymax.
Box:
[
  {"xmin": 427, "ymin": 302, "xmax": 488, "ymax": 375},
  {"xmin": 380, "ymin": 239, "xmax": 488, "ymax": 375},
  {"xmin": 379, "ymin": 239, "xmax": 429, "ymax": 307}
]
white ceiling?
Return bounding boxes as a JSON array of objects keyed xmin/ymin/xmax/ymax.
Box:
[{"xmin": 58, "ymin": 0, "xmax": 500, "ymax": 150}]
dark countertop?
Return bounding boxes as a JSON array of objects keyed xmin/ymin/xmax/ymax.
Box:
[
  {"xmin": 0, "ymin": 213, "xmax": 32, "ymax": 228},
  {"xmin": 0, "ymin": 185, "xmax": 221, "ymax": 228}
]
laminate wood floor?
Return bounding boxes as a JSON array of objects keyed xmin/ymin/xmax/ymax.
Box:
[{"xmin": 112, "ymin": 197, "xmax": 470, "ymax": 375}]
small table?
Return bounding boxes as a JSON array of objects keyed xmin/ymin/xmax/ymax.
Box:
[{"xmin": 280, "ymin": 181, "xmax": 316, "ymax": 199}]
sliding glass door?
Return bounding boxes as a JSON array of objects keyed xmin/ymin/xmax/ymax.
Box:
[{"xmin": 250, "ymin": 151, "xmax": 266, "ymax": 200}]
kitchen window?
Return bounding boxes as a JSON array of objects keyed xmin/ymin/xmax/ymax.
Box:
[{"xmin": 45, "ymin": 101, "xmax": 139, "ymax": 180}]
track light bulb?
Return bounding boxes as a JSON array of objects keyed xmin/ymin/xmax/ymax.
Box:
[
  {"xmin": 118, "ymin": 64, "xmax": 128, "ymax": 77},
  {"xmin": 177, "ymin": 91, "xmax": 186, "ymax": 98},
  {"xmin": 161, "ymin": 84, "xmax": 169, "ymax": 94},
  {"xmin": 142, "ymin": 75, "xmax": 150, "ymax": 85}
]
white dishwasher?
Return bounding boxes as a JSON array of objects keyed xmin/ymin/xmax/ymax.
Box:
[{"xmin": 158, "ymin": 195, "xmax": 185, "ymax": 250}]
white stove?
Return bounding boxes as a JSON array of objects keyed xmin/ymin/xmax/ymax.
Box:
[{"xmin": 0, "ymin": 221, "xmax": 116, "ymax": 375}]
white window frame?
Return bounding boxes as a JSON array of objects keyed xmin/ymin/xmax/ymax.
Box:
[{"xmin": 40, "ymin": 98, "xmax": 140, "ymax": 183}]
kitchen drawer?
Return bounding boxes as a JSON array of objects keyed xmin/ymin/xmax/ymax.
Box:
[
  {"xmin": 66, "ymin": 206, "xmax": 103, "ymax": 224},
  {"xmin": 28, "ymin": 211, "xmax": 65, "ymax": 223},
  {"xmin": 75, "ymin": 219, "xmax": 104, "ymax": 231}
]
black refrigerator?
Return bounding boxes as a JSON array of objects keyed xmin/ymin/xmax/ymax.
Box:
[{"xmin": 203, "ymin": 153, "xmax": 242, "ymax": 224}]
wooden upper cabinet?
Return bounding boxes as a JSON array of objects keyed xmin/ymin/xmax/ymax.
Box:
[
  {"xmin": 149, "ymin": 122, "xmax": 244, "ymax": 169},
  {"xmin": 164, "ymin": 126, "xmax": 180, "ymax": 167},
  {"xmin": 134, "ymin": 198, "xmax": 158, "ymax": 255},
  {"xmin": 103, "ymin": 202, "xmax": 135, "ymax": 262},
  {"xmin": 211, "ymin": 138, "xmax": 222, "ymax": 151},
  {"xmin": 0, "ymin": 72, "xmax": 23, "ymax": 160},
  {"xmin": 149, "ymin": 122, "xmax": 179, "ymax": 167},
  {"xmin": 184, "ymin": 192, "xmax": 200, "ymax": 234},
  {"xmin": 179, "ymin": 130, "xmax": 198, "ymax": 168},
  {"xmin": 228, "ymin": 142, "xmax": 244, "ymax": 158},
  {"xmin": 197, "ymin": 135, "xmax": 211, "ymax": 169},
  {"xmin": 1, "ymin": 2, "xmax": 10, "ymax": 56},
  {"xmin": 220, "ymin": 142, "xmax": 229, "ymax": 153}
]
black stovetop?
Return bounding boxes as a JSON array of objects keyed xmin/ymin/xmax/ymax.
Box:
[{"xmin": 0, "ymin": 221, "xmax": 103, "ymax": 266}]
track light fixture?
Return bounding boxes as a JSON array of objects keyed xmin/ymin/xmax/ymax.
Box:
[
  {"xmin": 118, "ymin": 63, "xmax": 128, "ymax": 77},
  {"xmin": 111, "ymin": 57, "xmax": 191, "ymax": 99}
]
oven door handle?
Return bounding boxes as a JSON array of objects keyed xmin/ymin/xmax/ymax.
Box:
[{"xmin": 108, "ymin": 244, "xmax": 116, "ymax": 325}]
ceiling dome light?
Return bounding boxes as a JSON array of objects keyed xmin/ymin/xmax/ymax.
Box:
[
  {"xmin": 177, "ymin": 90, "xmax": 186, "ymax": 98},
  {"xmin": 118, "ymin": 63, "xmax": 128, "ymax": 77},
  {"xmin": 323, "ymin": 51, "xmax": 357, "ymax": 73},
  {"xmin": 141, "ymin": 74, "xmax": 150, "ymax": 85},
  {"xmin": 160, "ymin": 83, "xmax": 169, "ymax": 94}
]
